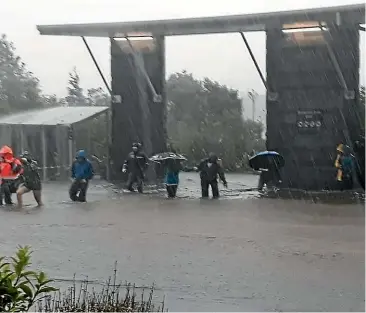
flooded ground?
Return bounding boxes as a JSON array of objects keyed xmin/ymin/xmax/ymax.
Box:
[{"xmin": 0, "ymin": 173, "xmax": 364, "ymax": 311}]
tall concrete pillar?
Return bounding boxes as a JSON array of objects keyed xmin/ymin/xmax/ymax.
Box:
[
  {"xmin": 266, "ymin": 23, "xmax": 360, "ymax": 190},
  {"xmin": 110, "ymin": 37, "xmax": 166, "ymax": 181}
]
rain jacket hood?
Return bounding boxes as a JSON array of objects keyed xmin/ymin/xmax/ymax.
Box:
[
  {"xmin": 76, "ymin": 150, "xmax": 86, "ymax": 159},
  {"xmin": 0, "ymin": 146, "xmax": 23, "ymax": 179},
  {"xmin": 0, "ymin": 145, "xmax": 14, "ymax": 160},
  {"xmin": 336, "ymin": 144, "xmax": 344, "ymax": 153}
]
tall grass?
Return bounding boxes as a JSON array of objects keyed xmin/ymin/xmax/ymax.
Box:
[{"xmin": 36, "ymin": 267, "xmax": 165, "ymax": 312}]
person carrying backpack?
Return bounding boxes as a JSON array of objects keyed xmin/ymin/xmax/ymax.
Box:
[{"xmin": 16, "ymin": 153, "xmax": 43, "ymax": 209}]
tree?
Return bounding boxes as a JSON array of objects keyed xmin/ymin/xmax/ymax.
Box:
[
  {"xmin": 87, "ymin": 87, "xmax": 110, "ymax": 106},
  {"xmin": 42, "ymin": 94, "xmax": 66, "ymax": 107},
  {"xmin": 0, "ymin": 34, "xmax": 44, "ymax": 114},
  {"xmin": 247, "ymin": 89, "xmax": 258, "ymax": 121},
  {"xmin": 65, "ymin": 67, "xmax": 86, "ymax": 106},
  {"xmin": 166, "ymin": 71, "xmax": 265, "ymax": 170}
]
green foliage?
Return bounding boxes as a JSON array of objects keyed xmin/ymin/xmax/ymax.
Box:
[
  {"xmin": 42, "ymin": 94, "xmax": 66, "ymax": 107},
  {"xmin": 166, "ymin": 71, "xmax": 265, "ymax": 170},
  {"xmin": 0, "ymin": 246, "xmax": 58, "ymax": 312},
  {"xmin": 0, "ymin": 34, "xmax": 44, "ymax": 114},
  {"xmin": 65, "ymin": 67, "xmax": 87, "ymax": 106},
  {"xmin": 87, "ymin": 87, "xmax": 111, "ymax": 106}
]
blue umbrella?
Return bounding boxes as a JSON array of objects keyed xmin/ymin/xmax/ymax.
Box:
[{"xmin": 249, "ymin": 151, "xmax": 285, "ymax": 170}]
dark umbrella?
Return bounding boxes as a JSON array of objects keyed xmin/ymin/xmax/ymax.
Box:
[
  {"xmin": 150, "ymin": 152, "xmax": 187, "ymax": 163},
  {"xmin": 249, "ymin": 151, "xmax": 285, "ymax": 170}
]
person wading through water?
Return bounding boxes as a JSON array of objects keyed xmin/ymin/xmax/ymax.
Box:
[
  {"xmin": 122, "ymin": 143, "xmax": 149, "ymax": 193},
  {"xmin": 69, "ymin": 150, "xmax": 94, "ymax": 202},
  {"xmin": 16, "ymin": 153, "xmax": 43, "ymax": 209},
  {"xmin": 0, "ymin": 145, "xmax": 23, "ymax": 206},
  {"xmin": 335, "ymin": 144, "xmax": 355, "ymax": 190},
  {"xmin": 197, "ymin": 153, "xmax": 228, "ymax": 199},
  {"xmin": 165, "ymin": 157, "xmax": 183, "ymax": 198},
  {"xmin": 257, "ymin": 158, "xmax": 282, "ymax": 191}
]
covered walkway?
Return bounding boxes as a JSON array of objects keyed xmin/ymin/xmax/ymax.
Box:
[{"xmin": 0, "ymin": 106, "xmax": 110, "ymax": 180}]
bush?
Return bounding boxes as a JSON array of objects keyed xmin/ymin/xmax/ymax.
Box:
[{"xmin": 0, "ymin": 246, "xmax": 58, "ymax": 312}]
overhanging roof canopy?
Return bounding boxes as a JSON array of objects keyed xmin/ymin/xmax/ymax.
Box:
[
  {"xmin": 37, "ymin": 3, "xmax": 365, "ymax": 38},
  {"xmin": 0, "ymin": 106, "xmax": 109, "ymax": 126}
]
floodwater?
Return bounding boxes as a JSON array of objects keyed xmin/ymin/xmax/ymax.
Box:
[{"xmin": 0, "ymin": 173, "xmax": 364, "ymax": 311}]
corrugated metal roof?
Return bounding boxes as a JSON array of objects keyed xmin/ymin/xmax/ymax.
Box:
[
  {"xmin": 36, "ymin": 3, "xmax": 365, "ymax": 37},
  {"xmin": 0, "ymin": 106, "xmax": 109, "ymax": 126}
]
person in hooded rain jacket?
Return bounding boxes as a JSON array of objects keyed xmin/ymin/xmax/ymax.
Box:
[
  {"xmin": 16, "ymin": 152, "xmax": 43, "ymax": 209},
  {"xmin": 335, "ymin": 145, "xmax": 355, "ymax": 190},
  {"xmin": 0, "ymin": 146, "xmax": 23, "ymax": 205},
  {"xmin": 122, "ymin": 143, "xmax": 149, "ymax": 193},
  {"xmin": 334, "ymin": 144, "xmax": 345, "ymax": 183},
  {"xmin": 197, "ymin": 153, "xmax": 227, "ymax": 199},
  {"xmin": 165, "ymin": 158, "xmax": 183, "ymax": 198},
  {"xmin": 69, "ymin": 150, "xmax": 94, "ymax": 202}
]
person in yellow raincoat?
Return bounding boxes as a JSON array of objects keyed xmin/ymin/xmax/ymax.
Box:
[
  {"xmin": 334, "ymin": 144, "xmax": 355, "ymax": 190},
  {"xmin": 334, "ymin": 144, "xmax": 344, "ymax": 182}
]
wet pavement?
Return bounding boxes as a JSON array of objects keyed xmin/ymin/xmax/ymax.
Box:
[{"xmin": 0, "ymin": 173, "xmax": 364, "ymax": 311}]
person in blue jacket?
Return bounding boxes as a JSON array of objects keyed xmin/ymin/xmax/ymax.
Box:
[
  {"xmin": 165, "ymin": 158, "xmax": 183, "ymax": 198},
  {"xmin": 69, "ymin": 150, "xmax": 94, "ymax": 202}
]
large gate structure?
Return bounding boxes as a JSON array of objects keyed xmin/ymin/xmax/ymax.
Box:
[{"xmin": 37, "ymin": 3, "xmax": 365, "ymax": 189}]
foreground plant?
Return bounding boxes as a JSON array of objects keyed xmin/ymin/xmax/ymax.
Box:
[
  {"xmin": 36, "ymin": 270, "xmax": 165, "ymax": 312},
  {"xmin": 0, "ymin": 246, "xmax": 58, "ymax": 312}
]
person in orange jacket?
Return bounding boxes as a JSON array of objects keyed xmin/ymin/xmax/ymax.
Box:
[{"xmin": 0, "ymin": 145, "xmax": 23, "ymax": 205}]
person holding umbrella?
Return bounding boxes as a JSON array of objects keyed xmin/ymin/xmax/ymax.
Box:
[
  {"xmin": 150, "ymin": 149, "xmax": 186, "ymax": 198},
  {"xmin": 249, "ymin": 151, "xmax": 284, "ymax": 191},
  {"xmin": 165, "ymin": 158, "xmax": 183, "ymax": 198}
]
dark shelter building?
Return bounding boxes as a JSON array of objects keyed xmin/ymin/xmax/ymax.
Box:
[
  {"xmin": 0, "ymin": 106, "xmax": 109, "ymax": 180},
  {"xmin": 36, "ymin": 3, "xmax": 365, "ymax": 190}
]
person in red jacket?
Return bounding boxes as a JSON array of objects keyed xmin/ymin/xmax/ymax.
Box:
[{"xmin": 0, "ymin": 145, "xmax": 23, "ymax": 205}]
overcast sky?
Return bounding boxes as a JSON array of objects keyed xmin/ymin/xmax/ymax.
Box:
[{"xmin": 1, "ymin": 0, "xmax": 364, "ymax": 97}]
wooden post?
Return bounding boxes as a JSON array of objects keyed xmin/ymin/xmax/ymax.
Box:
[{"xmin": 19, "ymin": 125, "xmax": 25, "ymax": 153}]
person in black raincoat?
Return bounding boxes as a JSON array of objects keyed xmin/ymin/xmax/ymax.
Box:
[
  {"xmin": 197, "ymin": 153, "xmax": 227, "ymax": 199},
  {"xmin": 16, "ymin": 153, "xmax": 43, "ymax": 209},
  {"xmin": 122, "ymin": 143, "xmax": 149, "ymax": 193}
]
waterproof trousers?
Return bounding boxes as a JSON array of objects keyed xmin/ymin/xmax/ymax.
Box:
[
  {"xmin": 69, "ymin": 180, "xmax": 89, "ymax": 202},
  {"xmin": 339, "ymin": 174, "xmax": 354, "ymax": 191},
  {"xmin": 0, "ymin": 180, "xmax": 18, "ymax": 205},
  {"xmin": 127, "ymin": 172, "xmax": 143, "ymax": 193},
  {"xmin": 201, "ymin": 179, "xmax": 219, "ymax": 199},
  {"xmin": 0, "ymin": 183, "xmax": 13, "ymax": 205},
  {"xmin": 166, "ymin": 185, "xmax": 178, "ymax": 198}
]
